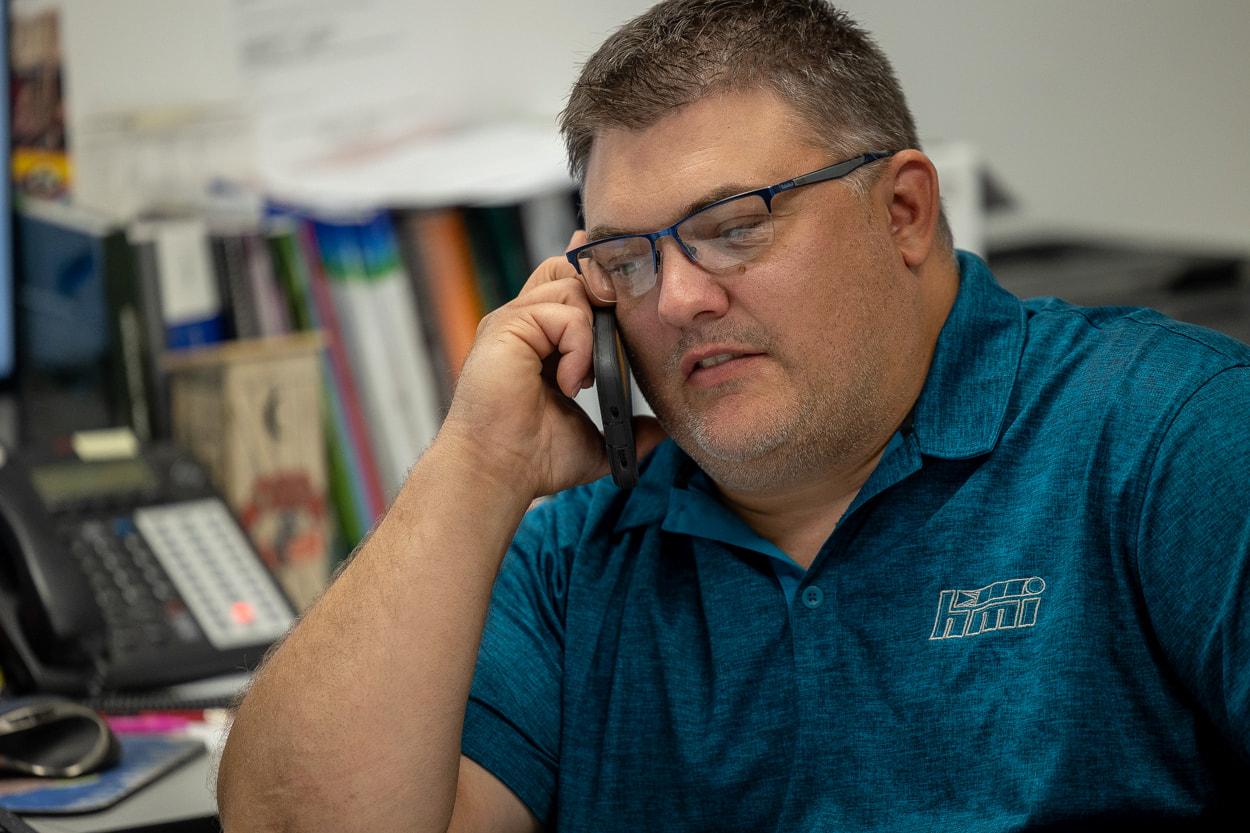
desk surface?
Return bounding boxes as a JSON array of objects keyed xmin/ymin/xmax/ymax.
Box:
[{"xmin": 19, "ymin": 749, "xmax": 216, "ymax": 833}]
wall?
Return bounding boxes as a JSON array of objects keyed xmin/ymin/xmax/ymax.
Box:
[
  {"xmin": 840, "ymin": 0, "xmax": 1250, "ymax": 254},
  {"xmin": 51, "ymin": 0, "xmax": 1250, "ymax": 254},
  {"xmin": 464, "ymin": 0, "xmax": 1250, "ymax": 253}
]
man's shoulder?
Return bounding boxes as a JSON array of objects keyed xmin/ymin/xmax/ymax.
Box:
[
  {"xmin": 1021, "ymin": 295, "xmax": 1250, "ymax": 375},
  {"xmin": 1008, "ymin": 297, "xmax": 1250, "ymax": 448}
]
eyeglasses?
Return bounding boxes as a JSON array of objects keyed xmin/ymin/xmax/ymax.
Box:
[{"xmin": 566, "ymin": 151, "xmax": 896, "ymax": 304}]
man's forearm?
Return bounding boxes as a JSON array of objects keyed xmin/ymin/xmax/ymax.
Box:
[{"xmin": 216, "ymin": 436, "xmax": 533, "ymax": 833}]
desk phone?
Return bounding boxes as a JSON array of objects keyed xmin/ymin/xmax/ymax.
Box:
[{"xmin": 0, "ymin": 438, "xmax": 294, "ymax": 697}]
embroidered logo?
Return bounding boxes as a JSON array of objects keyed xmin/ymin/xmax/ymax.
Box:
[{"xmin": 929, "ymin": 576, "xmax": 1046, "ymax": 640}]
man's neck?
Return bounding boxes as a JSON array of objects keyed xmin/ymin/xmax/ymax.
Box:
[{"xmin": 714, "ymin": 442, "xmax": 889, "ymax": 570}]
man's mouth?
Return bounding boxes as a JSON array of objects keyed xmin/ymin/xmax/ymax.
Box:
[{"xmin": 696, "ymin": 353, "xmax": 746, "ymax": 370}]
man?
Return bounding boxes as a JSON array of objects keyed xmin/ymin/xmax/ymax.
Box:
[{"xmin": 217, "ymin": 1, "xmax": 1250, "ymax": 830}]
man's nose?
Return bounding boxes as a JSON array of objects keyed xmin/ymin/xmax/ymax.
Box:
[{"xmin": 653, "ymin": 236, "xmax": 729, "ymax": 326}]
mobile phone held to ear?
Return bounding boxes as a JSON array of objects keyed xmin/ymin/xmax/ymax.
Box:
[{"xmin": 593, "ymin": 307, "xmax": 639, "ymax": 489}]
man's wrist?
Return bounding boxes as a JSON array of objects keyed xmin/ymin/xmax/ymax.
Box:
[{"xmin": 417, "ymin": 422, "xmax": 543, "ymax": 510}]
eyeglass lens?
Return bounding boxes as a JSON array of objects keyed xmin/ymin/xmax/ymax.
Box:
[{"xmin": 576, "ymin": 193, "xmax": 775, "ymax": 302}]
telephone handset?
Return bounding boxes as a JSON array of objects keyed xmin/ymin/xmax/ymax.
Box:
[
  {"xmin": 0, "ymin": 438, "xmax": 294, "ymax": 697},
  {"xmin": 593, "ymin": 307, "xmax": 638, "ymax": 489}
]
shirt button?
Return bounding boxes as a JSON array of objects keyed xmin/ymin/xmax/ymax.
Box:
[{"xmin": 801, "ymin": 585, "xmax": 825, "ymax": 609}]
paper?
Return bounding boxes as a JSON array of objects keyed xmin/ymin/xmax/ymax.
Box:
[
  {"xmin": 260, "ymin": 121, "xmax": 572, "ymax": 210},
  {"xmin": 233, "ymin": 0, "xmax": 473, "ymax": 193}
]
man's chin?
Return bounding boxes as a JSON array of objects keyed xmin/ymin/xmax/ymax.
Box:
[
  {"xmin": 689, "ymin": 429, "xmax": 785, "ymax": 464},
  {"xmin": 648, "ymin": 391, "xmax": 797, "ymax": 480},
  {"xmin": 667, "ymin": 419, "xmax": 795, "ymax": 488}
]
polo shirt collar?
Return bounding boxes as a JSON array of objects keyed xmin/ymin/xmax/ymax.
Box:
[
  {"xmin": 911, "ymin": 250, "xmax": 1025, "ymax": 460},
  {"xmin": 613, "ymin": 250, "xmax": 1025, "ymax": 530},
  {"xmin": 613, "ymin": 441, "xmax": 694, "ymax": 532}
]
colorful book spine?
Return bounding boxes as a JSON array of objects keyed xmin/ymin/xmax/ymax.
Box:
[
  {"xmin": 401, "ymin": 208, "xmax": 486, "ymax": 385},
  {"xmin": 268, "ymin": 222, "xmax": 375, "ymax": 549},
  {"xmin": 354, "ymin": 211, "xmax": 442, "ymax": 455},
  {"xmin": 295, "ymin": 220, "xmax": 387, "ymax": 525},
  {"xmin": 310, "ymin": 213, "xmax": 441, "ymax": 498}
]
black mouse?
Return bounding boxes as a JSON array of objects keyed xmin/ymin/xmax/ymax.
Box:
[{"xmin": 0, "ymin": 695, "xmax": 121, "ymax": 778}]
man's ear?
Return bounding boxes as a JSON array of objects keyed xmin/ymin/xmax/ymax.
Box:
[{"xmin": 882, "ymin": 150, "xmax": 941, "ymax": 269}]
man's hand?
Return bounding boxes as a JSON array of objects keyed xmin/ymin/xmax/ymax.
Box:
[{"xmin": 440, "ymin": 232, "xmax": 665, "ymax": 502}]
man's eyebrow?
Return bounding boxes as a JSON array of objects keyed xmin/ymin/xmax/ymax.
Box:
[
  {"xmin": 584, "ymin": 182, "xmax": 759, "ymax": 243},
  {"xmin": 584, "ymin": 224, "xmax": 637, "ymax": 243}
]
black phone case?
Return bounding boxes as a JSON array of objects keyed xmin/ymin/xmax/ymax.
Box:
[{"xmin": 593, "ymin": 308, "xmax": 638, "ymax": 489}]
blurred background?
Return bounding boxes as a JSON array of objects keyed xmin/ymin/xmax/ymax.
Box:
[
  {"xmin": 28, "ymin": 0, "xmax": 1248, "ymax": 252},
  {"xmin": 5, "ymin": 0, "xmax": 1250, "ymax": 567}
]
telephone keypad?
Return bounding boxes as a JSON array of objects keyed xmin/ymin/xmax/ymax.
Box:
[
  {"xmin": 65, "ymin": 499, "xmax": 292, "ymax": 665},
  {"xmin": 69, "ymin": 519, "xmax": 184, "ymax": 661},
  {"xmin": 133, "ymin": 499, "xmax": 291, "ymax": 651}
]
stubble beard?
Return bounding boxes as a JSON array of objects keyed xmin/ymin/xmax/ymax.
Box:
[{"xmin": 630, "ymin": 333, "xmax": 888, "ymax": 494}]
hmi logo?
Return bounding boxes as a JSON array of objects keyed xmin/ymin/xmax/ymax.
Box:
[{"xmin": 929, "ymin": 577, "xmax": 1046, "ymax": 640}]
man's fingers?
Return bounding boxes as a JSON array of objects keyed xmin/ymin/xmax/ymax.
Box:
[
  {"xmin": 521, "ymin": 249, "xmax": 582, "ymax": 293},
  {"xmin": 484, "ymin": 300, "xmax": 594, "ymax": 399}
]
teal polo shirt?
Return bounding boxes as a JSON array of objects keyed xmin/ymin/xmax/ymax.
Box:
[{"xmin": 461, "ymin": 252, "xmax": 1250, "ymax": 830}]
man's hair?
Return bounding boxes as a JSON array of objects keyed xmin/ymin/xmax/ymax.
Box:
[{"xmin": 560, "ymin": 0, "xmax": 951, "ymax": 247}]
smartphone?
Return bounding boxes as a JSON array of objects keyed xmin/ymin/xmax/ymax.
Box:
[{"xmin": 593, "ymin": 307, "xmax": 639, "ymax": 489}]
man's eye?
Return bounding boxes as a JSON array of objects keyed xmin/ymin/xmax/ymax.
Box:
[
  {"xmin": 606, "ymin": 257, "xmax": 647, "ymax": 280},
  {"xmin": 716, "ymin": 216, "xmax": 771, "ymax": 245}
]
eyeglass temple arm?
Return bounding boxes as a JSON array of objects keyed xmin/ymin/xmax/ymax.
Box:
[{"xmin": 783, "ymin": 151, "xmax": 897, "ymax": 191}]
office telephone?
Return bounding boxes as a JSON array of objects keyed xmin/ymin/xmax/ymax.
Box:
[{"xmin": 0, "ymin": 437, "xmax": 294, "ymax": 698}]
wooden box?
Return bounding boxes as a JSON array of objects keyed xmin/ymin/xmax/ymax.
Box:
[{"xmin": 167, "ymin": 333, "xmax": 330, "ymax": 610}]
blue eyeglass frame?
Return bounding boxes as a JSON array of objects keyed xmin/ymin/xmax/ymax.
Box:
[{"xmin": 566, "ymin": 150, "xmax": 898, "ymax": 296}]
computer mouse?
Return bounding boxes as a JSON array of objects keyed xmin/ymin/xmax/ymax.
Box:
[{"xmin": 0, "ymin": 695, "xmax": 121, "ymax": 778}]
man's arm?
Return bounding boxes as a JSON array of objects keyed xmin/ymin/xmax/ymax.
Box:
[{"xmin": 216, "ymin": 246, "xmax": 619, "ymax": 832}]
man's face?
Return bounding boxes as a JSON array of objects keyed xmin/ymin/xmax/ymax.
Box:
[{"xmin": 581, "ymin": 90, "xmax": 931, "ymax": 494}]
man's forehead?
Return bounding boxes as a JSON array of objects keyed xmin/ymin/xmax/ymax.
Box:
[{"xmin": 581, "ymin": 92, "xmax": 818, "ymax": 231}]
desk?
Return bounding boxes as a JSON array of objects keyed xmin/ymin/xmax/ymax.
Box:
[{"xmin": 18, "ymin": 747, "xmax": 217, "ymax": 833}]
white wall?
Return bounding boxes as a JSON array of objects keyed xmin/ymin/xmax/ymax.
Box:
[
  {"xmin": 521, "ymin": 0, "xmax": 1250, "ymax": 255},
  {"xmin": 840, "ymin": 0, "xmax": 1250, "ymax": 254},
  {"xmin": 54, "ymin": 0, "xmax": 1250, "ymax": 254}
]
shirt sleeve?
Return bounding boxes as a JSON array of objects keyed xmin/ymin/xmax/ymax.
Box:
[
  {"xmin": 1137, "ymin": 364, "xmax": 1250, "ymax": 761},
  {"xmin": 461, "ymin": 493, "xmax": 583, "ymax": 826}
]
